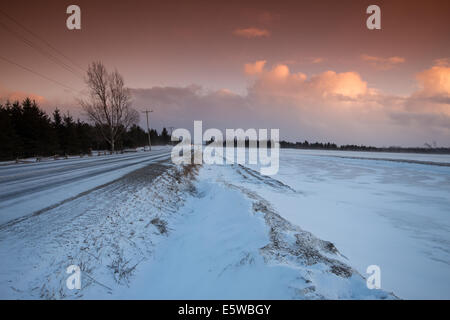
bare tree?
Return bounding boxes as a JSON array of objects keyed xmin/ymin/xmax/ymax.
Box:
[{"xmin": 81, "ymin": 62, "xmax": 139, "ymax": 152}]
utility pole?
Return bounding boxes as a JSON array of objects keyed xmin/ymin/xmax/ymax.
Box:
[{"xmin": 142, "ymin": 109, "xmax": 153, "ymax": 151}]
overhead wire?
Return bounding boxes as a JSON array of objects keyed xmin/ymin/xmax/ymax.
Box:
[
  {"xmin": 0, "ymin": 55, "xmax": 81, "ymax": 93},
  {"xmin": 0, "ymin": 20, "xmax": 85, "ymax": 79},
  {"xmin": 0, "ymin": 9, "xmax": 86, "ymax": 74}
]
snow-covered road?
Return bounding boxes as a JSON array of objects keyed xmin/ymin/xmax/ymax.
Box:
[
  {"xmin": 0, "ymin": 147, "xmax": 171, "ymax": 225},
  {"xmin": 0, "ymin": 160, "xmax": 180, "ymax": 299}
]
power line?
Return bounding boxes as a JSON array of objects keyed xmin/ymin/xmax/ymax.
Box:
[
  {"xmin": 0, "ymin": 20, "xmax": 84, "ymax": 79},
  {"xmin": 0, "ymin": 55, "xmax": 80, "ymax": 93},
  {"xmin": 0, "ymin": 20, "xmax": 84, "ymax": 80},
  {"xmin": 0, "ymin": 9, "xmax": 86, "ymax": 73}
]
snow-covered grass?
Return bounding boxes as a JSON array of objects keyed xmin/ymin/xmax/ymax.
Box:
[
  {"xmin": 0, "ymin": 162, "xmax": 197, "ymax": 299},
  {"xmin": 114, "ymin": 164, "xmax": 392, "ymax": 299}
]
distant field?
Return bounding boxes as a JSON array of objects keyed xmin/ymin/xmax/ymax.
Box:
[
  {"xmin": 244, "ymin": 148, "xmax": 450, "ymax": 299},
  {"xmin": 280, "ymin": 148, "xmax": 450, "ymax": 165}
]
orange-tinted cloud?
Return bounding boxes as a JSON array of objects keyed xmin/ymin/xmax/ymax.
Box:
[
  {"xmin": 434, "ymin": 58, "xmax": 450, "ymax": 67},
  {"xmin": 249, "ymin": 63, "xmax": 368, "ymax": 100},
  {"xmin": 244, "ymin": 60, "xmax": 267, "ymax": 75},
  {"xmin": 127, "ymin": 58, "xmax": 450, "ymax": 146},
  {"xmin": 400, "ymin": 60, "xmax": 450, "ymax": 120},
  {"xmin": 0, "ymin": 85, "xmax": 45, "ymax": 104},
  {"xmin": 311, "ymin": 57, "xmax": 324, "ymax": 64},
  {"xmin": 130, "ymin": 60, "xmax": 450, "ymax": 146},
  {"xmin": 416, "ymin": 63, "xmax": 450, "ymax": 97},
  {"xmin": 233, "ymin": 27, "xmax": 270, "ymax": 38},
  {"xmin": 361, "ymin": 54, "xmax": 406, "ymax": 70}
]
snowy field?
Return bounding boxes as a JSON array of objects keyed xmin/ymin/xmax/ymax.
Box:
[
  {"xmin": 243, "ymin": 148, "xmax": 450, "ymax": 299},
  {"xmin": 277, "ymin": 149, "xmax": 450, "ymax": 165},
  {"xmin": 0, "ymin": 147, "xmax": 448, "ymax": 299}
]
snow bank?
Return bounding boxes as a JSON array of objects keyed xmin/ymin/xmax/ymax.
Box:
[{"xmin": 114, "ymin": 165, "xmax": 393, "ymax": 299}]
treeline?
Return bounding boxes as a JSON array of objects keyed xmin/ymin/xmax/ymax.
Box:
[
  {"xmin": 204, "ymin": 138, "xmax": 450, "ymax": 154},
  {"xmin": 280, "ymin": 140, "xmax": 371, "ymax": 150},
  {"xmin": 0, "ymin": 98, "xmax": 171, "ymax": 160},
  {"xmin": 280, "ymin": 140, "xmax": 450, "ymax": 154}
]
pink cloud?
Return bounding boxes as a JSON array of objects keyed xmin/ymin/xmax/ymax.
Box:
[
  {"xmin": 434, "ymin": 58, "xmax": 450, "ymax": 67},
  {"xmin": 400, "ymin": 61, "xmax": 450, "ymax": 121},
  {"xmin": 311, "ymin": 57, "xmax": 324, "ymax": 64},
  {"xmin": 0, "ymin": 85, "xmax": 45, "ymax": 104},
  {"xmin": 361, "ymin": 54, "xmax": 406, "ymax": 70},
  {"xmin": 244, "ymin": 60, "xmax": 267, "ymax": 75},
  {"xmin": 128, "ymin": 60, "xmax": 450, "ymax": 147},
  {"xmin": 250, "ymin": 64, "xmax": 368, "ymax": 100},
  {"xmin": 233, "ymin": 27, "xmax": 270, "ymax": 38},
  {"xmin": 416, "ymin": 64, "xmax": 450, "ymax": 98}
]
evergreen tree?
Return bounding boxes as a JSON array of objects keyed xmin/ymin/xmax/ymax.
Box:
[
  {"xmin": 61, "ymin": 113, "xmax": 78, "ymax": 155},
  {"xmin": 0, "ymin": 103, "xmax": 21, "ymax": 159},
  {"xmin": 1, "ymin": 97, "xmax": 208, "ymax": 160},
  {"xmin": 52, "ymin": 109, "xmax": 64, "ymax": 154},
  {"xmin": 160, "ymin": 127, "xmax": 170, "ymax": 145}
]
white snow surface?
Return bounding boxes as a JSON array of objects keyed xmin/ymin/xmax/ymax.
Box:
[
  {"xmin": 241, "ymin": 148, "xmax": 450, "ymax": 299},
  {"xmin": 277, "ymin": 149, "xmax": 450, "ymax": 164},
  {"xmin": 0, "ymin": 153, "xmax": 394, "ymax": 299},
  {"xmin": 112, "ymin": 165, "xmax": 391, "ymax": 299},
  {"xmin": 0, "ymin": 147, "xmax": 448, "ymax": 299}
]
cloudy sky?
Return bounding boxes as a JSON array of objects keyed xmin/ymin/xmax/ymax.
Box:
[{"xmin": 0, "ymin": 0, "xmax": 449, "ymax": 146}]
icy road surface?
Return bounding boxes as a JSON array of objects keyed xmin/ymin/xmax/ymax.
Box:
[{"xmin": 0, "ymin": 147, "xmax": 171, "ymax": 225}]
